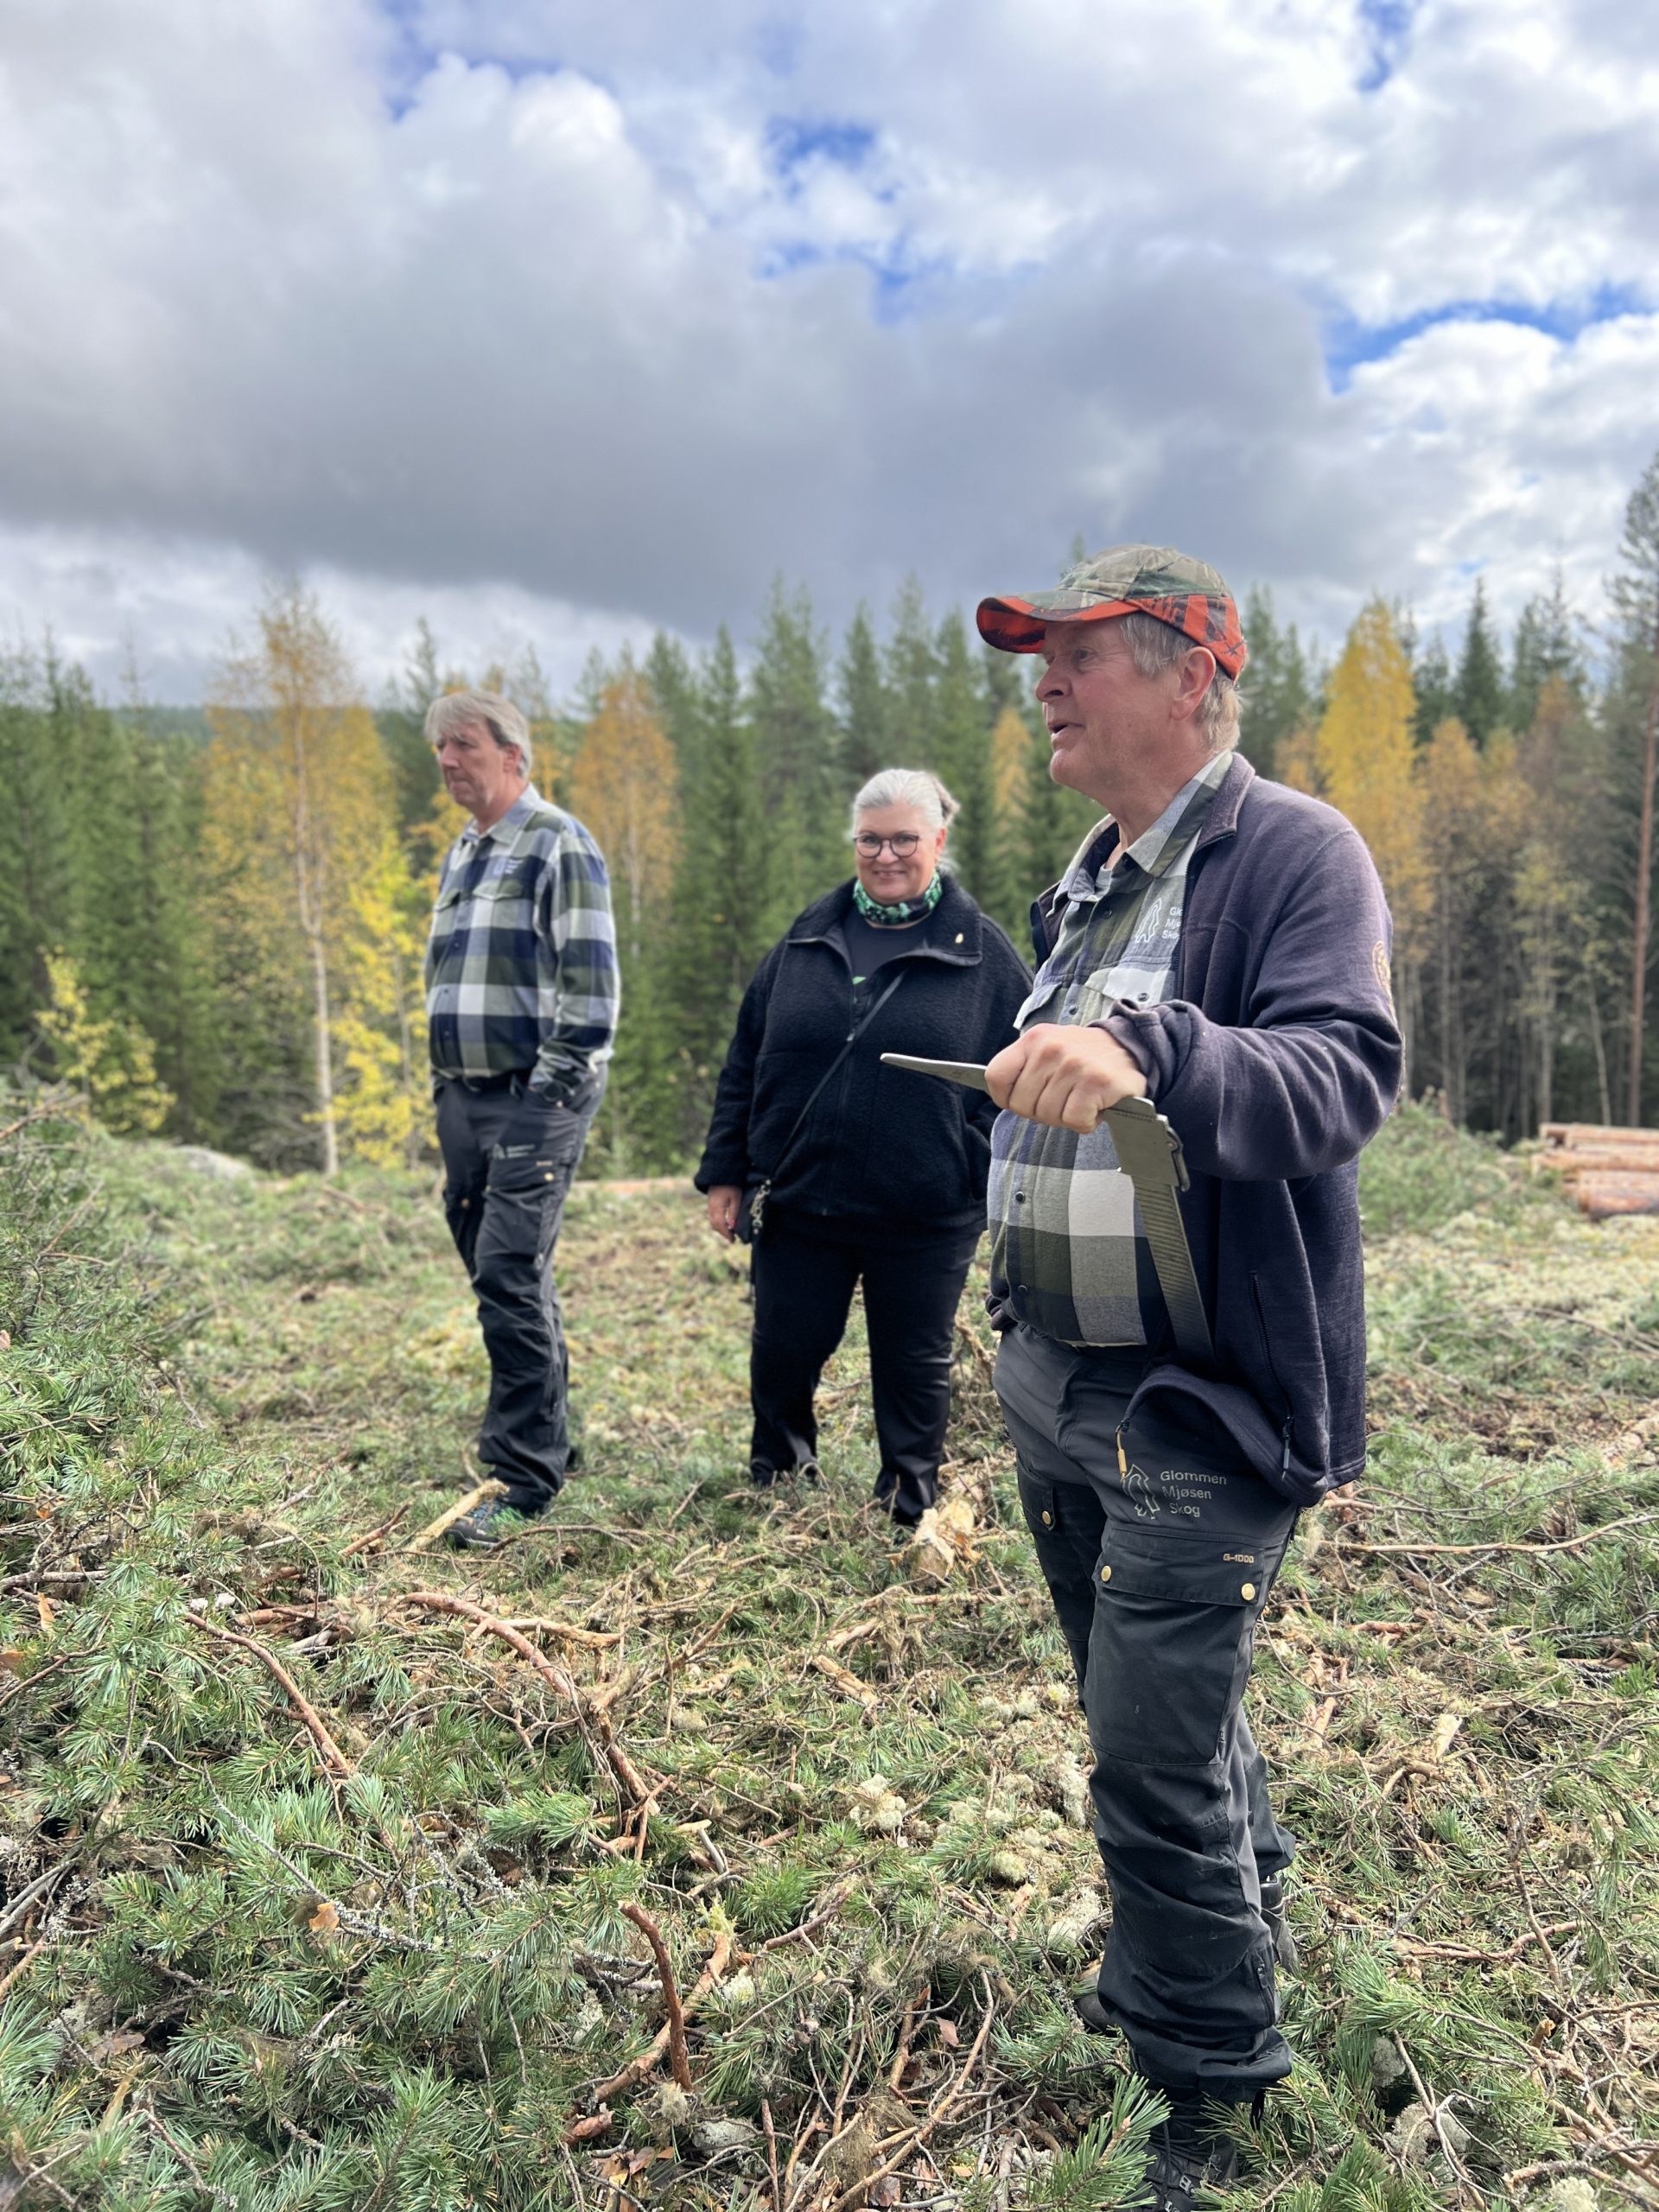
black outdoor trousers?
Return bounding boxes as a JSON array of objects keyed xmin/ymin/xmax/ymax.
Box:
[
  {"xmin": 435, "ymin": 1077, "xmax": 599, "ymax": 1513},
  {"xmin": 749, "ymin": 1208, "xmax": 982, "ymax": 1522},
  {"xmin": 995, "ymin": 1323, "xmax": 1300, "ymax": 2101}
]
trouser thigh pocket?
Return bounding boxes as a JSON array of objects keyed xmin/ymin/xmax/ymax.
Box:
[{"xmin": 1087, "ymin": 1526, "xmax": 1284, "ymax": 1769}]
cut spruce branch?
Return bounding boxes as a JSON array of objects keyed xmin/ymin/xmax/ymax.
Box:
[
  {"xmin": 400, "ymin": 1590, "xmax": 656, "ymax": 1816},
  {"xmin": 183, "ymin": 1612, "xmax": 353, "ymax": 1779}
]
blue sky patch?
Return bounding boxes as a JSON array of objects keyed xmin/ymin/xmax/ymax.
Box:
[
  {"xmin": 767, "ymin": 117, "xmax": 877, "ymax": 177},
  {"xmin": 1356, "ymin": 0, "xmax": 1420, "ymax": 91},
  {"xmin": 1324, "ymin": 284, "xmax": 1647, "ymax": 391}
]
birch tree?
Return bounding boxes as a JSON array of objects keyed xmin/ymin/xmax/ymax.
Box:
[
  {"xmin": 1317, "ymin": 601, "xmax": 1429, "ymax": 1082},
  {"xmin": 205, "ymin": 587, "xmax": 391, "ymax": 1173}
]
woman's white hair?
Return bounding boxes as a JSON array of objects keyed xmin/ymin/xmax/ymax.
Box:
[
  {"xmin": 849, "ymin": 766, "xmax": 961, "ymax": 837},
  {"xmin": 423, "ymin": 690, "xmax": 531, "ymax": 772}
]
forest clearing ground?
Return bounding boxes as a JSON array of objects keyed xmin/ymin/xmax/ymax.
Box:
[{"xmin": 1, "ymin": 1105, "xmax": 1656, "ymax": 2210}]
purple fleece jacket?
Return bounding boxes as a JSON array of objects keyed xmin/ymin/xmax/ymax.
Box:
[{"xmin": 1037, "ymin": 753, "xmax": 1402, "ymax": 1503}]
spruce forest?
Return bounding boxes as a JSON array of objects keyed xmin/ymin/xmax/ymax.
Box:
[
  {"xmin": 1, "ymin": 457, "xmax": 1656, "ymax": 2212},
  {"xmin": 5, "ymin": 448, "xmax": 1659, "ymax": 1167}
]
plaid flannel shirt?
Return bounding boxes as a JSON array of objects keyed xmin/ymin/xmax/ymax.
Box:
[
  {"xmin": 987, "ymin": 753, "xmax": 1230, "ymax": 1345},
  {"xmin": 425, "ymin": 785, "xmax": 619, "ymax": 1103}
]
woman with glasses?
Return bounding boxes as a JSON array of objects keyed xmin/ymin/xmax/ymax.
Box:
[{"xmin": 696, "ymin": 768, "xmax": 1030, "ymax": 1526}]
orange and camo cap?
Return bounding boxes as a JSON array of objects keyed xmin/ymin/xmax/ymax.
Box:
[{"xmin": 976, "ymin": 542, "xmax": 1248, "ymax": 678}]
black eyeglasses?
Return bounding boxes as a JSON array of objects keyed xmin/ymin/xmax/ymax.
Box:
[{"xmin": 853, "ymin": 832, "xmax": 922, "ymax": 857}]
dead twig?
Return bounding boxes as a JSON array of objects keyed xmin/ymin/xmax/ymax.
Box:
[
  {"xmin": 183, "ymin": 1615, "xmax": 353, "ymax": 1779},
  {"xmin": 762, "ymin": 2099, "xmax": 783, "ymax": 2212},
  {"xmin": 402, "ymin": 1589, "xmax": 650, "ymax": 1811},
  {"xmin": 620, "ymin": 1902, "xmax": 691, "ymax": 2092},
  {"xmin": 0, "ymin": 1938, "xmax": 47, "ymax": 1999},
  {"xmin": 588, "ymin": 1929, "xmax": 734, "ymax": 2104},
  {"xmin": 1391, "ymin": 2037, "xmax": 1480, "ymax": 2201},
  {"xmin": 340, "ymin": 1505, "xmax": 409, "ymax": 1558},
  {"xmin": 1339, "ymin": 1510, "xmax": 1659, "ymax": 1560},
  {"xmin": 756, "ymin": 1877, "xmax": 859, "ymax": 1954},
  {"xmin": 1401, "ymin": 1921, "xmax": 1578, "ymax": 1965},
  {"xmin": 826, "ymin": 1973, "xmax": 997, "ymax": 2212},
  {"xmin": 502, "ymin": 1616, "xmax": 621, "ymax": 1651},
  {"xmin": 888, "ymin": 1984, "xmax": 928, "ymax": 2094}
]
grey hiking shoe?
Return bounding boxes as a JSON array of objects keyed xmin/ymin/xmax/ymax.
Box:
[{"xmin": 444, "ymin": 1497, "xmax": 537, "ymax": 1551}]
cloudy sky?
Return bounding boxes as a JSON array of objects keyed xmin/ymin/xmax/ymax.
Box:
[{"xmin": 1, "ymin": 0, "xmax": 1655, "ymax": 699}]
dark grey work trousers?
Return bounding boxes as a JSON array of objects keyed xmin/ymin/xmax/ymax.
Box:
[
  {"xmin": 995, "ymin": 1323, "xmax": 1300, "ymax": 2100},
  {"xmin": 435, "ymin": 1077, "xmax": 598, "ymax": 1513},
  {"xmin": 749, "ymin": 1208, "xmax": 982, "ymax": 1523}
]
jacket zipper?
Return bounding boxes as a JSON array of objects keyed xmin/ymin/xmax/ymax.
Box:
[{"xmin": 1249, "ymin": 1272, "xmax": 1297, "ymax": 1479}]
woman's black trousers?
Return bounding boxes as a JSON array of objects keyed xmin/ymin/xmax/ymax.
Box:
[{"xmin": 748, "ymin": 1209, "xmax": 982, "ymax": 1522}]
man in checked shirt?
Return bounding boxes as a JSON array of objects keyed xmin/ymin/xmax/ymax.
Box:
[
  {"xmin": 423, "ymin": 691, "xmax": 619, "ymax": 1550},
  {"xmin": 976, "ymin": 549, "xmax": 1401, "ymax": 2209}
]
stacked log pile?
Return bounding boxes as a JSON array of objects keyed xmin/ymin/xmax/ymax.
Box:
[{"xmin": 1538, "ymin": 1122, "xmax": 1659, "ymax": 1218}]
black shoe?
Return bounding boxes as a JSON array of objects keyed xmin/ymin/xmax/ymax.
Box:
[
  {"xmin": 1141, "ymin": 2088, "xmax": 1246, "ymax": 2212},
  {"xmin": 565, "ymin": 1442, "xmax": 585, "ymax": 1476},
  {"xmin": 749, "ymin": 1458, "xmax": 820, "ymax": 1489},
  {"xmin": 1261, "ymin": 1877, "xmax": 1299, "ymax": 1974},
  {"xmin": 1073, "ymin": 1980, "xmax": 1111, "ymax": 2036},
  {"xmin": 444, "ymin": 1497, "xmax": 535, "ymax": 1550}
]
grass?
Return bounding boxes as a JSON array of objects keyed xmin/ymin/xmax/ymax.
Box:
[{"xmin": 0, "ymin": 1097, "xmax": 1655, "ymax": 2209}]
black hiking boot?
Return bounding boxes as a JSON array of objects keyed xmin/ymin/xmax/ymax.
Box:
[
  {"xmin": 749, "ymin": 1457, "xmax": 820, "ymax": 1490},
  {"xmin": 1139, "ymin": 2088, "xmax": 1249, "ymax": 2212}
]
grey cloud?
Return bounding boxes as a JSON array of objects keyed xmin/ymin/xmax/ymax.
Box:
[{"xmin": 0, "ymin": 0, "xmax": 1654, "ymax": 694}]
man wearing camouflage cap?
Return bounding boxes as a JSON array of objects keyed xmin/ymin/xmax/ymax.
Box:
[{"xmin": 976, "ymin": 547, "xmax": 1401, "ymax": 2207}]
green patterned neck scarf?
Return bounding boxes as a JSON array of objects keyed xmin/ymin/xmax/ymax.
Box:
[{"xmin": 853, "ymin": 873, "xmax": 943, "ymax": 927}]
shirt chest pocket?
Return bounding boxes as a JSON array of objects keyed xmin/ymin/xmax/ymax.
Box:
[
  {"xmin": 467, "ymin": 873, "xmax": 536, "ymax": 927},
  {"xmin": 1078, "ymin": 957, "xmax": 1171, "ymax": 1018}
]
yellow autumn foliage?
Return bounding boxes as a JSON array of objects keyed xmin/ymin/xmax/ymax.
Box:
[
  {"xmin": 204, "ymin": 586, "xmax": 397, "ymax": 1172},
  {"xmin": 36, "ymin": 951, "xmax": 174, "ymax": 1134},
  {"xmin": 1316, "ymin": 601, "xmax": 1428, "ymax": 945},
  {"xmin": 568, "ymin": 674, "xmax": 679, "ymax": 959}
]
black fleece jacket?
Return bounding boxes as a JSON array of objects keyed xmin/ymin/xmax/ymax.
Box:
[
  {"xmin": 696, "ymin": 875, "xmax": 1031, "ymax": 1234},
  {"xmin": 1056, "ymin": 754, "xmax": 1402, "ymax": 1503}
]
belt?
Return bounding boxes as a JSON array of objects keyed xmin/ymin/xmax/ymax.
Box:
[{"xmin": 436, "ymin": 1068, "xmax": 534, "ymax": 1095}]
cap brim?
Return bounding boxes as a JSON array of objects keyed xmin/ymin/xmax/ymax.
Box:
[
  {"xmin": 978, "ymin": 589, "xmax": 1249, "ymax": 676},
  {"xmin": 976, "ymin": 593, "xmax": 1137, "ymax": 654}
]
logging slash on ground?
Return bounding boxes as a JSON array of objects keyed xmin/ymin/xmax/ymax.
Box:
[{"xmin": 0, "ymin": 1103, "xmax": 1655, "ymax": 2209}]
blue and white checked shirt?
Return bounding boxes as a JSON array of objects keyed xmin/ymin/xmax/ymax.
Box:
[{"xmin": 425, "ymin": 786, "xmax": 619, "ymax": 1103}]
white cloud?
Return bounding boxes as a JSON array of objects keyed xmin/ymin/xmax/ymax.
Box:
[{"xmin": 0, "ymin": 0, "xmax": 1652, "ymax": 696}]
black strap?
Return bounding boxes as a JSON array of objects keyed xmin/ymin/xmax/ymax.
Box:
[{"xmin": 761, "ymin": 966, "xmax": 909, "ymax": 1188}]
